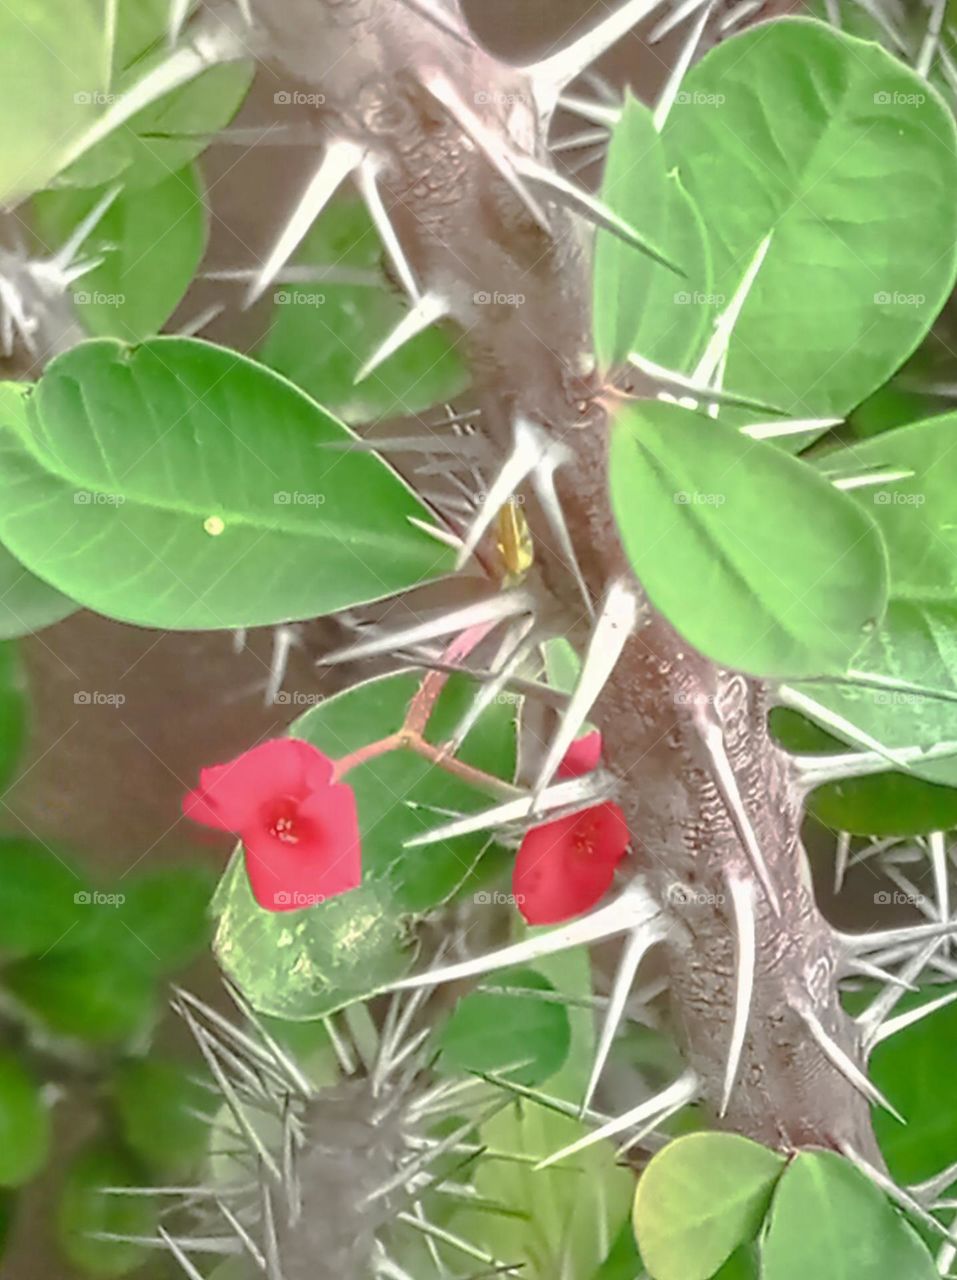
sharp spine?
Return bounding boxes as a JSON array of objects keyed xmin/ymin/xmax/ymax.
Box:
[
  {"xmin": 721, "ymin": 872, "xmax": 757, "ymax": 1117},
  {"xmin": 355, "ymin": 292, "xmax": 450, "ymax": 383},
  {"xmin": 246, "ymin": 140, "xmax": 364, "ymax": 307},
  {"xmin": 790, "ymin": 995, "xmax": 904, "ymax": 1122},
  {"xmin": 533, "ymin": 580, "xmax": 638, "ymax": 798}
]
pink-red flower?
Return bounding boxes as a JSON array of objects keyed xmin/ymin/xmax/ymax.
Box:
[
  {"xmin": 183, "ymin": 739, "xmax": 361, "ymax": 913},
  {"xmin": 513, "ymin": 731, "xmax": 628, "ymax": 925}
]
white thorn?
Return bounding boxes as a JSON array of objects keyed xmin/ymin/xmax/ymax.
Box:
[
  {"xmin": 839, "ymin": 917, "xmax": 957, "ymax": 956},
  {"xmin": 403, "ymin": 768, "xmax": 614, "ymax": 848},
  {"xmin": 264, "ymin": 625, "xmax": 298, "ymax": 706},
  {"xmin": 858, "ymin": 937, "xmax": 945, "ymax": 1053},
  {"xmin": 582, "ymin": 920, "xmax": 665, "ymax": 1114},
  {"xmin": 356, "ymin": 159, "xmax": 421, "ymax": 302},
  {"xmin": 456, "ymin": 417, "xmax": 548, "ymax": 570},
  {"xmin": 246, "ymin": 140, "xmax": 364, "ymax": 307},
  {"xmin": 422, "ymin": 70, "xmax": 551, "ymax": 230},
  {"xmin": 59, "ymin": 25, "xmax": 245, "ymax": 172},
  {"xmin": 930, "ymin": 832, "xmax": 951, "ymax": 926},
  {"xmin": 48, "ymin": 185, "xmax": 122, "ymax": 275},
  {"xmin": 532, "ymin": 457, "xmax": 595, "ymax": 616},
  {"xmin": 628, "ymin": 350, "xmax": 784, "ymax": 416},
  {"xmin": 390, "ymin": 883, "xmax": 664, "ymax": 991},
  {"xmin": 406, "ymin": 516, "xmax": 464, "ymax": 551},
  {"xmin": 216, "ymin": 1199, "xmax": 267, "ymax": 1272},
  {"xmin": 917, "ymin": 0, "xmax": 948, "ymax": 79},
  {"xmin": 653, "ymin": 0, "xmax": 715, "ymax": 131},
  {"xmin": 845, "ymin": 958, "xmax": 918, "ymax": 991},
  {"xmin": 513, "ymin": 153, "xmax": 681, "ymax": 273},
  {"xmin": 536, "ymin": 1069, "xmax": 698, "ymax": 1169},
  {"xmin": 739, "ymin": 417, "xmax": 841, "ymax": 441},
  {"xmin": 778, "ymin": 686, "xmax": 913, "ymax": 774},
  {"xmin": 834, "ymin": 831, "xmax": 852, "ymax": 894},
  {"xmin": 449, "ymin": 619, "xmax": 537, "ymax": 752},
  {"xmin": 319, "ymin": 590, "xmax": 534, "ymax": 666},
  {"xmin": 693, "ymin": 705, "xmax": 781, "ymax": 916},
  {"xmin": 790, "ymin": 995, "xmax": 905, "ymax": 1123},
  {"xmin": 354, "ymin": 292, "xmax": 449, "ymax": 383},
  {"xmin": 527, "ymin": 0, "xmax": 672, "ymax": 118},
  {"xmin": 558, "ymin": 93, "xmax": 622, "ymax": 127},
  {"xmin": 870, "ymin": 990, "xmax": 957, "ymax": 1049},
  {"xmin": 169, "ymin": 0, "xmax": 192, "ymax": 45},
  {"xmin": 534, "ymin": 580, "xmax": 638, "ymax": 797},
  {"xmin": 649, "ymin": 0, "xmax": 712, "ymax": 43},
  {"xmin": 157, "ymin": 1228, "xmax": 209, "ymax": 1280},
  {"xmin": 721, "ymin": 873, "xmax": 756, "ymax": 1117},
  {"xmin": 912, "ymin": 1162, "xmax": 957, "ymax": 1206},
  {"xmin": 840, "ymin": 1143, "xmax": 957, "ymax": 1244},
  {"xmin": 719, "ymin": 0, "xmax": 764, "ymax": 34},
  {"xmin": 693, "ymin": 233, "xmax": 773, "ymax": 388},
  {"xmin": 831, "ymin": 467, "xmax": 915, "ymax": 491}
]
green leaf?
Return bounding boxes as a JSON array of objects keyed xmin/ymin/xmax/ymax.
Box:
[
  {"xmin": 0, "ymin": 0, "xmax": 108, "ymax": 203},
  {"xmin": 632, "ymin": 1131, "xmax": 785, "ymax": 1280},
  {"xmin": 57, "ymin": 53, "xmax": 254, "ymax": 191},
  {"xmin": 0, "ymin": 643, "xmax": 26, "ymax": 793},
  {"xmin": 110, "ymin": 863, "xmax": 215, "ymax": 974},
  {"xmin": 215, "ymin": 856, "xmax": 412, "ymax": 1020},
  {"xmin": 792, "ymin": 599, "xmax": 957, "ymax": 787},
  {"xmin": 436, "ymin": 968, "xmax": 571, "ymax": 1087},
  {"xmin": 113, "ymin": 1057, "xmax": 210, "ymax": 1175},
  {"xmin": 5, "ymin": 936, "xmax": 156, "ymax": 1043},
  {"xmin": 0, "ymin": 338, "xmax": 453, "ymax": 630},
  {"xmin": 591, "ymin": 1219, "xmax": 644, "ymax": 1280},
  {"xmin": 761, "ymin": 1149, "xmax": 938, "ymax": 1279},
  {"xmin": 0, "ymin": 542, "xmax": 77, "ymax": 638},
  {"xmin": 868, "ymin": 987, "xmax": 957, "ymax": 1189},
  {"xmin": 0, "ymin": 1052, "xmax": 50, "ymax": 1187},
  {"xmin": 594, "ymin": 96, "xmax": 712, "ymax": 371},
  {"xmin": 33, "ymin": 165, "xmax": 208, "ymax": 340},
  {"xmin": 822, "ymin": 413, "xmax": 957, "ymax": 601},
  {"xmin": 662, "ymin": 19, "xmax": 957, "ymax": 418},
  {"xmin": 258, "ymin": 196, "xmax": 468, "ymax": 423},
  {"xmin": 57, "ymin": 1143, "xmax": 155, "ymax": 1277},
  {"xmin": 462, "ymin": 1098, "xmax": 635, "ymax": 1280},
  {"xmin": 214, "ymin": 671, "xmax": 517, "ymax": 1018},
  {"xmin": 608, "ymin": 401, "xmax": 888, "ymax": 678},
  {"xmin": 0, "ymin": 837, "xmax": 89, "ymax": 958}
]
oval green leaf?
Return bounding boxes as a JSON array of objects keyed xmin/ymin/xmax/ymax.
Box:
[
  {"xmin": 762, "ymin": 1149, "xmax": 938, "ymax": 1279},
  {"xmin": 0, "ymin": 339, "xmax": 453, "ymax": 630},
  {"xmin": 633, "ymin": 1131, "xmax": 785, "ymax": 1280},
  {"xmin": 436, "ymin": 967, "xmax": 571, "ymax": 1087},
  {"xmin": 662, "ymin": 19, "xmax": 957, "ymax": 418},
  {"xmin": 0, "ymin": 0, "xmax": 107, "ymax": 203},
  {"xmin": 0, "ymin": 1052, "xmax": 50, "ymax": 1188},
  {"xmin": 594, "ymin": 95, "xmax": 712, "ymax": 371},
  {"xmin": 609, "ymin": 401, "xmax": 889, "ymax": 678}
]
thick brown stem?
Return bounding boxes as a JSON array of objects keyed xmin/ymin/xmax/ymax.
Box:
[{"xmin": 254, "ymin": 0, "xmax": 881, "ymax": 1159}]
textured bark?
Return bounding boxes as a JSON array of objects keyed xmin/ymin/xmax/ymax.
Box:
[{"xmin": 248, "ymin": 0, "xmax": 881, "ymax": 1160}]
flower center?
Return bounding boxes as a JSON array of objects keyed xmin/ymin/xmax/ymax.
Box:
[{"xmin": 264, "ymin": 795, "xmax": 304, "ymax": 845}]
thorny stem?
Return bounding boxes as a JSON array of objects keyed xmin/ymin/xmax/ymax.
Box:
[{"xmin": 252, "ymin": 0, "xmax": 882, "ymax": 1160}]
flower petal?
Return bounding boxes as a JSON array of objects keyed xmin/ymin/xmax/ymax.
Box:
[
  {"xmin": 243, "ymin": 782, "xmax": 362, "ymax": 913},
  {"xmin": 183, "ymin": 738, "xmax": 335, "ymax": 832},
  {"xmin": 558, "ymin": 730, "xmax": 603, "ymax": 778},
  {"xmin": 513, "ymin": 802, "xmax": 628, "ymax": 925}
]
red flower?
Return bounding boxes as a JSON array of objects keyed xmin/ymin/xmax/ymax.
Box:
[
  {"xmin": 513, "ymin": 732, "xmax": 628, "ymax": 925},
  {"xmin": 183, "ymin": 739, "xmax": 361, "ymax": 913}
]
